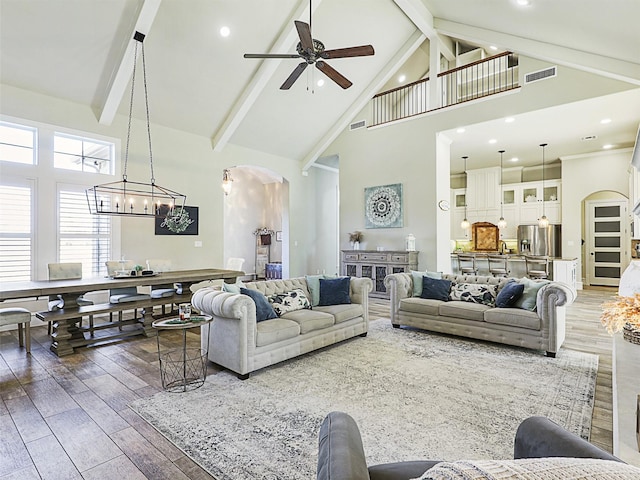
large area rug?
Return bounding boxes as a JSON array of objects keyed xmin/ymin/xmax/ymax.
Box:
[{"xmin": 129, "ymin": 319, "xmax": 598, "ymax": 480}]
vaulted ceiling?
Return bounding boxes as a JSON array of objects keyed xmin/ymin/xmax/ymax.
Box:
[{"xmin": 1, "ymin": 0, "xmax": 639, "ymax": 173}]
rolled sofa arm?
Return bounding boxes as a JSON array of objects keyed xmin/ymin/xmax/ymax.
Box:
[
  {"xmin": 384, "ymin": 273, "xmax": 412, "ymax": 325},
  {"xmin": 191, "ymin": 287, "xmax": 254, "ymax": 319},
  {"xmin": 537, "ymin": 281, "xmax": 576, "ymax": 312},
  {"xmin": 514, "ymin": 416, "xmax": 620, "ymax": 461},
  {"xmin": 349, "ymin": 277, "xmax": 374, "ymax": 304}
]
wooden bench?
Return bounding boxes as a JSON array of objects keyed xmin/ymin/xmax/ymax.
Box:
[{"xmin": 36, "ymin": 292, "xmax": 194, "ymax": 356}]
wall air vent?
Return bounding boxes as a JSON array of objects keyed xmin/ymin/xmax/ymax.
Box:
[
  {"xmin": 581, "ymin": 135, "xmax": 598, "ymax": 141},
  {"xmin": 349, "ymin": 120, "xmax": 366, "ymax": 131},
  {"xmin": 524, "ymin": 66, "xmax": 557, "ymax": 84}
]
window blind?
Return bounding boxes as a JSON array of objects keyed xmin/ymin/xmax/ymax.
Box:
[{"xmin": 0, "ymin": 184, "xmax": 32, "ymax": 282}]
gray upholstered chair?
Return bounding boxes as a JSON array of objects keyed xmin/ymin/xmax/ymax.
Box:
[
  {"xmin": 47, "ymin": 262, "xmax": 94, "ymax": 335},
  {"xmin": 0, "ymin": 307, "xmax": 32, "ymax": 354}
]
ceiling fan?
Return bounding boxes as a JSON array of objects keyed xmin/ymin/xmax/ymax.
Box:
[{"xmin": 243, "ymin": 3, "xmax": 375, "ymax": 90}]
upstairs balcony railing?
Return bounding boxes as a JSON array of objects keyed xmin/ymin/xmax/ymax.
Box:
[{"xmin": 371, "ymin": 52, "xmax": 519, "ymax": 127}]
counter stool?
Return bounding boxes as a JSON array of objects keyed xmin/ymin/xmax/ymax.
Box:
[
  {"xmin": 457, "ymin": 253, "xmax": 478, "ymax": 275},
  {"xmin": 525, "ymin": 255, "xmax": 550, "ymax": 280},
  {"xmin": 488, "ymin": 255, "xmax": 509, "ymax": 277},
  {"xmin": 0, "ymin": 307, "xmax": 31, "ymax": 353}
]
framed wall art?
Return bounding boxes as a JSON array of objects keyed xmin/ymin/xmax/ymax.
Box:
[
  {"xmin": 364, "ymin": 183, "xmax": 403, "ymax": 228},
  {"xmin": 155, "ymin": 205, "xmax": 199, "ymax": 235}
]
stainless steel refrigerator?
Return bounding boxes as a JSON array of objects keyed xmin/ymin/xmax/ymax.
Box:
[{"xmin": 517, "ymin": 224, "xmax": 562, "ymax": 257}]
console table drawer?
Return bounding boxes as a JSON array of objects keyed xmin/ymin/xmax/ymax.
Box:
[
  {"xmin": 344, "ymin": 253, "xmax": 359, "ymax": 261},
  {"xmin": 390, "ymin": 254, "xmax": 409, "ymax": 263},
  {"xmin": 360, "ymin": 253, "xmax": 388, "ymax": 262}
]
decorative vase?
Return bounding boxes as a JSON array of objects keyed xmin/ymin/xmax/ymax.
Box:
[
  {"xmin": 623, "ymin": 323, "xmax": 640, "ymax": 345},
  {"xmin": 353, "ymin": 241, "xmax": 360, "ymax": 250}
]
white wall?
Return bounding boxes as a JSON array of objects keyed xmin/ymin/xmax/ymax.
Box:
[
  {"xmin": 561, "ymin": 149, "xmax": 633, "ymax": 285},
  {"xmin": 322, "ymin": 56, "xmax": 638, "ymax": 272},
  {"xmin": 0, "ymin": 84, "xmax": 326, "ymax": 281}
]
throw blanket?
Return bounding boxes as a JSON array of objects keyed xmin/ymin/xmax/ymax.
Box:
[{"xmin": 415, "ymin": 458, "xmax": 640, "ymax": 479}]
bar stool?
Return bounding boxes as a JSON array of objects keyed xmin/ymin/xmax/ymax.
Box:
[
  {"xmin": 487, "ymin": 255, "xmax": 509, "ymax": 277},
  {"xmin": 0, "ymin": 307, "xmax": 31, "ymax": 353},
  {"xmin": 525, "ymin": 255, "xmax": 550, "ymax": 280},
  {"xmin": 457, "ymin": 253, "xmax": 478, "ymax": 275}
]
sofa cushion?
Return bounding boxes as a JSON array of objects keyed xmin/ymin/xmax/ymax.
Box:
[
  {"xmin": 281, "ymin": 309, "xmax": 335, "ymax": 334},
  {"xmin": 255, "ymin": 318, "xmax": 300, "ymax": 347},
  {"xmin": 268, "ymin": 289, "xmax": 311, "ymax": 316},
  {"xmin": 319, "ymin": 277, "xmax": 351, "ymax": 306},
  {"xmin": 449, "ymin": 282, "xmax": 498, "ymax": 306},
  {"xmin": 495, "ymin": 280, "xmax": 525, "ymax": 308},
  {"xmin": 421, "ymin": 277, "xmax": 451, "ymax": 301},
  {"xmin": 513, "ymin": 277, "xmax": 550, "ymax": 311},
  {"xmin": 439, "ymin": 301, "xmax": 491, "ymax": 322},
  {"xmin": 315, "ymin": 303, "xmax": 363, "ymax": 324},
  {"xmin": 400, "ymin": 297, "xmax": 442, "ymax": 316},
  {"xmin": 411, "ymin": 270, "xmax": 443, "ymax": 297},
  {"xmin": 484, "ymin": 308, "xmax": 541, "ymax": 330},
  {"xmin": 240, "ymin": 287, "xmax": 278, "ymax": 322},
  {"xmin": 305, "ymin": 274, "xmax": 326, "ymax": 306},
  {"xmin": 414, "ymin": 458, "xmax": 640, "ymax": 480}
]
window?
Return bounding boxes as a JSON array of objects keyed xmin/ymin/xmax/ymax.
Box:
[
  {"xmin": 0, "ymin": 121, "xmax": 36, "ymax": 165},
  {"xmin": 54, "ymin": 133, "xmax": 113, "ymax": 174},
  {"xmin": 0, "ymin": 183, "xmax": 33, "ymax": 282},
  {"xmin": 59, "ymin": 187, "xmax": 110, "ymax": 278}
]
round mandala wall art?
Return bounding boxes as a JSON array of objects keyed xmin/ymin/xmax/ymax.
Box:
[{"xmin": 364, "ymin": 183, "xmax": 403, "ymax": 228}]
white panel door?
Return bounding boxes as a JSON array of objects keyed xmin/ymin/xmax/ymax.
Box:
[{"xmin": 586, "ymin": 200, "xmax": 628, "ymax": 287}]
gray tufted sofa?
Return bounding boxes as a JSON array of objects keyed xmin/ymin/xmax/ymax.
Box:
[
  {"xmin": 191, "ymin": 276, "xmax": 372, "ymax": 379},
  {"xmin": 384, "ymin": 273, "xmax": 576, "ymax": 357}
]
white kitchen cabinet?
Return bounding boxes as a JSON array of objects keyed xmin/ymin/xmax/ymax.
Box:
[
  {"xmin": 501, "ymin": 180, "xmax": 561, "ymax": 226},
  {"xmin": 466, "ymin": 167, "xmax": 500, "ymax": 209},
  {"xmin": 552, "ymin": 258, "xmax": 577, "ymax": 290}
]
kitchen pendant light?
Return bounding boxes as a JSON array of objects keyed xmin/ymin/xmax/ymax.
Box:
[
  {"xmin": 538, "ymin": 143, "xmax": 549, "ymax": 228},
  {"xmin": 86, "ymin": 31, "xmax": 186, "ymax": 219},
  {"xmin": 460, "ymin": 156, "xmax": 470, "ymax": 230},
  {"xmin": 497, "ymin": 150, "xmax": 507, "ymax": 230}
]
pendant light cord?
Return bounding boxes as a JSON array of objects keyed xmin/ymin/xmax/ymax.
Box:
[{"xmin": 122, "ymin": 38, "xmax": 155, "ymax": 185}]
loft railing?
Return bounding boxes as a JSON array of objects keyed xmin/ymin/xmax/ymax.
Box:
[{"xmin": 371, "ymin": 52, "xmax": 519, "ymax": 127}]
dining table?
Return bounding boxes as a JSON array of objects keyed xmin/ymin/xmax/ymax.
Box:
[{"xmin": 0, "ymin": 268, "xmax": 242, "ymax": 356}]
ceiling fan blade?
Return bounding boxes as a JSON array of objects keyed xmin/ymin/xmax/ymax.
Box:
[
  {"xmin": 280, "ymin": 62, "xmax": 309, "ymax": 90},
  {"xmin": 316, "ymin": 60, "xmax": 352, "ymax": 89},
  {"xmin": 321, "ymin": 45, "xmax": 375, "ymax": 59},
  {"xmin": 244, "ymin": 53, "xmax": 302, "ymax": 59},
  {"xmin": 295, "ymin": 20, "xmax": 314, "ymax": 53}
]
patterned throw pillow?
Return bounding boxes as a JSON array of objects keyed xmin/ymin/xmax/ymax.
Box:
[
  {"xmin": 268, "ymin": 289, "xmax": 312, "ymax": 316},
  {"xmin": 449, "ymin": 282, "xmax": 498, "ymax": 306}
]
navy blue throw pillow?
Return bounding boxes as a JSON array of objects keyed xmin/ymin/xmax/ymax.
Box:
[
  {"xmin": 420, "ymin": 276, "xmax": 452, "ymax": 301},
  {"xmin": 240, "ymin": 287, "xmax": 278, "ymax": 322},
  {"xmin": 319, "ymin": 277, "xmax": 351, "ymax": 306},
  {"xmin": 496, "ymin": 281, "xmax": 525, "ymax": 308}
]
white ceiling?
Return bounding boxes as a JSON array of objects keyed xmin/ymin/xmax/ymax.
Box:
[{"xmin": 1, "ymin": 0, "xmax": 639, "ymax": 173}]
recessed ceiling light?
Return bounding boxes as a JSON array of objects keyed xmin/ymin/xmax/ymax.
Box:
[
  {"xmin": 488, "ymin": 139, "xmax": 497, "ymax": 144},
  {"xmin": 603, "ymin": 144, "xmax": 614, "ymax": 149},
  {"xmin": 456, "ymin": 128, "xmax": 466, "ymax": 134},
  {"xmin": 317, "ymin": 79, "xmax": 325, "ymax": 87},
  {"xmin": 398, "ymin": 74, "xmax": 406, "ymax": 83},
  {"xmin": 510, "ymin": 157, "xmax": 519, "ymax": 162},
  {"xmin": 220, "ymin": 26, "xmax": 230, "ymax": 37},
  {"xmin": 600, "ymin": 118, "xmax": 612, "ymax": 124},
  {"xmin": 505, "ymin": 117, "xmax": 515, "ymax": 123},
  {"xmin": 516, "ymin": 0, "xmax": 531, "ymax": 5},
  {"xmin": 489, "ymin": 46, "xmax": 498, "ymax": 51}
]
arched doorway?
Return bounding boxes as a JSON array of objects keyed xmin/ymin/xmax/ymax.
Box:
[{"xmin": 223, "ymin": 166, "xmax": 290, "ymax": 279}]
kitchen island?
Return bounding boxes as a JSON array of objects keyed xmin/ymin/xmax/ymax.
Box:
[{"xmin": 450, "ymin": 253, "xmax": 577, "ymax": 288}]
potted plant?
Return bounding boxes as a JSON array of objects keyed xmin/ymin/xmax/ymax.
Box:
[
  {"xmin": 600, "ymin": 293, "xmax": 640, "ymax": 345},
  {"xmin": 349, "ymin": 231, "xmax": 363, "ymax": 250}
]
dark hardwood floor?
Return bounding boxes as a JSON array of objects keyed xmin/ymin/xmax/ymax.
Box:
[{"xmin": 0, "ymin": 287, "xmax": 616, "ymax": 479}]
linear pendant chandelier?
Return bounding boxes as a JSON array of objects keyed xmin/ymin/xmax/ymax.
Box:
[{"xmin": 86, "ymin": 31, "xmax": 186, "ymax": 219}]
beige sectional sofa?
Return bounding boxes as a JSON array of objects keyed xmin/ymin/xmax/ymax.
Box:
[
  {"xmin": 191, "ymin": 276, "xmax": 373, "ymax": 379},
  {"xmin": 384, "ymin": 272, "xmax": 576, "ymax": 356}
]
